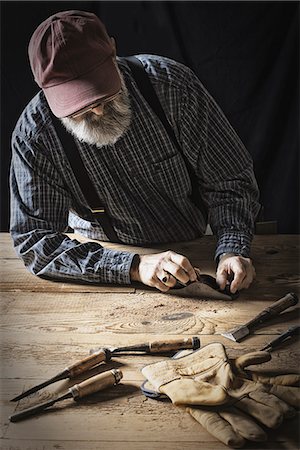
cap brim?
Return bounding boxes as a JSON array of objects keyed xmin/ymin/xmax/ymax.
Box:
[{"xmin": 44, "ymin": 57, "xmax": 122, "ymax": 118}]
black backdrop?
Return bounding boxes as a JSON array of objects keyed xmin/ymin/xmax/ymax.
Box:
[{"xmin": 1, "ymin": 1, "xmax": 299, "ymax": 233}]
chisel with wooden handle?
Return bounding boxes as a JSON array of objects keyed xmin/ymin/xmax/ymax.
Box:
[
  {"xmin": 260, "ymin": 325, "xmax": 300, "ymax": 351},
  {"xmin": 11, "ymin": 348, "xmax": 111, "ymax": 402},
  {"xmin": 89, "ymin": 336, "xmax": 200, "ymax": 356},
  {"xmin": 9, "ymin": 369, "xmax": 122, "ymax": 422},
  {"xmin": 221, "ymin": 292, "xmax": 298, "ymax": 342}
]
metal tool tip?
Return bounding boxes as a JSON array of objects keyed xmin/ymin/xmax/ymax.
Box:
[{"xmin": 221, "ymin": 333, "xmax": 236, "ymax": 342}]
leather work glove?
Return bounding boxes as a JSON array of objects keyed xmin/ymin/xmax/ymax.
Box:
[{"xmin": 141, "ymin": 343, "xmax": 300, "ymax": 448}]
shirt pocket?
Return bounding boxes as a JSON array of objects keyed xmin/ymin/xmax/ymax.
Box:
[{"xmin": 149, "ymin": 153, "xmax": 192, "ymax": 199}]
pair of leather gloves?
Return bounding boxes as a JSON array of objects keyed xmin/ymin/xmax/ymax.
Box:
[{"xmin": 141, "ymin": 343, "xmax": 299, "ymax": 448}]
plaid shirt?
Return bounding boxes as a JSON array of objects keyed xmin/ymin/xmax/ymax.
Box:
[{"xmin": 10, "ymin": 55, "xmax": 260, "ymax": 284}]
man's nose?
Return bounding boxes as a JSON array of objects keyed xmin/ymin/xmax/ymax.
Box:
[{"xmin": 91, "ymin": 104, "xmax": 104, "ymax": 116}]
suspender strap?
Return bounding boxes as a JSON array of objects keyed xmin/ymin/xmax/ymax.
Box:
[
  {"xmin": 51, "ymin": 56, "xmax": 207, "ymax": 243},
  {"xmin": 52, "ymin": 117, "xmax": 121, "ymax": 243},
  {"xmin": 124, "ymin": 56, "xmax": 207, "ymax": 218}
]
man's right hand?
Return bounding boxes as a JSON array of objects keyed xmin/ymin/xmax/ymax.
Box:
[{"xmin": 130, "ymin": 250, "xmax": 197, "ymax": 292}]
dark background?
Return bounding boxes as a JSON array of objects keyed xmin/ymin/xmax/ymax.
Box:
[{"xmin": 1, "ymin": 1, "xmax": 299, "ymax": 233}]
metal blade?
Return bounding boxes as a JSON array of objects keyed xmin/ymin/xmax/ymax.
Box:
[
  {"xmin": 260, "ymin": 325, "xmax": 300, "ymax": 351},
  {"xmin": 11, "ymin": 369, "xmax": 69, "ymax": 402},
  {"xmin": 9, "ymin": 391, "xmax": 71, "ymax": 422},
  {"xmin": 221, "ymin": 325, "xmax": 250, "ymax": 342}
]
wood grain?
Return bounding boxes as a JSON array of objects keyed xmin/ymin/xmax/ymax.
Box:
[{"xmin": 1, "ymin": 233, "xmax": 299, "ymax": 450}]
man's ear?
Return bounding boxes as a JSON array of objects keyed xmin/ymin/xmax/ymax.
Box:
[{"xmin": 111, "ymin": 37, "xmax": 117, "ymax": 57}]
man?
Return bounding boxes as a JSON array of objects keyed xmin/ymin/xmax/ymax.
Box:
[{"xmin": 10, "ymin": 10, "xmax": 260, "ymax": 293}]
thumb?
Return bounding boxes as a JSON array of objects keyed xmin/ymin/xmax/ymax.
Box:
[{"xmin": 234, "ymin": 351, "xmax": 271, "ymax": 375}]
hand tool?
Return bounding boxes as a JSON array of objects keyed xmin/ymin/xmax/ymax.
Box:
[
  {"xmin": 11, "ymin": 348, "xmax": 111, "ymax": 402},
  {"xmin": 172, "ymin": 268, "xmax": 239, "ymax": 300},
  {"xmin": 221, "ymin": 292, "xmax": 298, "ymax": 342},
  {"xmin": 260, "ymin": 325, "xmax": 300, "ymax": 351},
  {"xmin": 89, "ymin": 336, "xmax": 200, "ymax": 356},
  {"xmin": 9, "ymin": 369, "xmax": 122, "ymax": 422}
]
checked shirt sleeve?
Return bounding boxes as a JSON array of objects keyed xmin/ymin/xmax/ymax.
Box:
[
  {"xmin": 10, "ymin": 134, "xmax": 135, "ymax": 284},
  {"xmin": 179, "ymin": 69, "xmax": 260, "ymax": 260}
]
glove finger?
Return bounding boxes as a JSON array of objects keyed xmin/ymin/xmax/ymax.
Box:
[
  {"xmin": 187, "ymin": 407, "xmax": 245, "ymax": 449},
  {"xmin": 160, "ymin": 379, "xmax": 228, "ymax": 406},
  {"xmin": 270, "ymin": 384, "xmax": 300, "ymax": 408},
  {"xmin": 236, "ymin": 396, "xmax": 283, "ymax": 428},
  {"xmin": 249, "ymin": 390, "xmax": 296, "ymax": 419},
  {"xmin": 252, "ymin": 372, "xmax": 300, "ymax": 386},
  {"xmin": 234, "ymin": 352, "xmax": 271, "ymax": 374},
  {"xmin": 219, "ymin": 406, "xmax": 267, "ymax": 442}
]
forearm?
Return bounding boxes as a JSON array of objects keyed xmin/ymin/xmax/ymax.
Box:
[
  {"xmin": 208, "ymin": 171, "xmax": 260, "ymax": 260},
  {"xmin": 10, "ymin": 137, "xmax": 135, "ymax": 285},
  {"xmin": 11, "ymin": 228, "xmax": 135, "ymax": 284}
]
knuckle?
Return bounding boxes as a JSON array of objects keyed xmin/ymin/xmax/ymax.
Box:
[{"xmin": 235, "ymin": 268, "xmax": 244, "ymax": 276}]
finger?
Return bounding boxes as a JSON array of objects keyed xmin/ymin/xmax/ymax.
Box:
[
  {"xmin": 230, "ymin": 262, "xmax": 247, "ymax": 293},
  {"xmin": 232, "ymin": 260, "xmax": 255, "ymax": 291},
  {"xmin": 168, "ymin": 252, "xmax": 197, "ymax": 281},
  {"xmin": 188, "ymin": 408, "xmax": 245, "ymax": 448},
  {"xmin": 159, "ymin": 272, "xmax": 177, "ymax": 288},
  {"xmin": 216, "ymin": 267, "xmax": 228, "ymax": 290},
  {"xmin": 163, "ymin": 260, "xmax": 190, "ymax": 285},
  {"xmin": 153, "ymin": 276, "xmax": 170, "ymax": 292},
  {"xmin": 239, "ymin": 269, "xmax": 254, "ymax": 290},
  {"xmin": 220, "ymin": 406, "xmax": 267, "ymax": 442}
]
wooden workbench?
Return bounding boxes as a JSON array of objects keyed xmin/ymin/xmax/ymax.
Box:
[{"xmin": 1, "ymin": 233, "xmax": 299, "ymax": 450}]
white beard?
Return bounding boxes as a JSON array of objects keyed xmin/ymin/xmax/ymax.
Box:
[{"xmin": 60, "ymin": 78, "xmax": 132, "ymax": 148}]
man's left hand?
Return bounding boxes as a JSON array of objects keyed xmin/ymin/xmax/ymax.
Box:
[{"xmin": 216, "ymin": 254, "xmax": 255, "ymax": 294}]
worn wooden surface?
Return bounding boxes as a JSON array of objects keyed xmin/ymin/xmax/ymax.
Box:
[{"xmin": 1, "ymin": 233, "xmax": 299, "ymax": 450}]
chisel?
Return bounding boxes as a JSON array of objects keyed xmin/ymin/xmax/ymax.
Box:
[
  {"xmin": 260, "ymin": 325, "xmax": 300, "ymax": 351},
  {"xmin": 9, "ymin": 369, "xmax": 122, "ymax": 422},
  {"xmin": 221, "ymin": 292, "xmax": 298, "ymax": 342},
  {"xmin": 89, "ymin": 336, "xmax": 200, "ymax": 356},
  {"xmin": 11, "ymin": 348, "xmax": 111, "ymax": 402}
]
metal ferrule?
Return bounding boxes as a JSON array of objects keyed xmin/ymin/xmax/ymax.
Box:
[
  {"xmin": 111, "ymin": 369, "xmax": 123, "ymax": 384},
  {"xmin": 192, "ymin": 336, "xmax": 201, "ymax": 350},
  {"xmin": 104, "ymin": 348, "xmax": 112, "ymax": 360},
  {"xmin": 69, "ymin": 384, "xmax": 80, "ymax": 399}
]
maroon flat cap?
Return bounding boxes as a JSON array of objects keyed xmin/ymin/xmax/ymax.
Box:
[{"xmin": 28, "ymin": 10, "xmax": 121, "ymax": 118}]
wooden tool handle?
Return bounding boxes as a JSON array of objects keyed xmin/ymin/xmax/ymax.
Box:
[
  {"xmin": 266, "ymin": 292, "xmax": 298, "ymax": 315},
  {"xmin": 149, "ymin": 337, "xmax": 200, "ymax": 353},
  {"xmin": 246, "ymin": 293, "xmax": 298, "ymax": 328},
  {"xmin": 70, "ymin": 369, "xmax": 123, "ymax": 399},
  {"xmin": 67, "ymin": 349, "xmax": 109, "ymax": 377}
]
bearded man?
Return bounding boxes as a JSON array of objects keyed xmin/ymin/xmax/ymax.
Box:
[{"xmin": 10, "ymin": 10, "xmax": 260, "ymax": 293}]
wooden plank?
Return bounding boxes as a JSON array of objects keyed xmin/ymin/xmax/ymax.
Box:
[
  {"xmin": 2, "ymin": 377, "xmax": 299, "ymax": 448},
  {"xmin": 1, "ymin": 292, "xmax": 299, "ymax": 338},
  {"xmin": 0, "ymin": 439, "xmax": 299, "ymax": 450},
  {"xmin": 2, "ymin": 387, "xmax": 299, "ymax": 445},
  {"xmin": 1, "ymin": 234, "xmax": 300, "ymax": 450},
  {"xmin": 0, "ymin": 260, "xmax": 135, "ymax": 293},
  {"xmin": 0, "ymin": 441, "xmax": 239, "ymax": 450}
]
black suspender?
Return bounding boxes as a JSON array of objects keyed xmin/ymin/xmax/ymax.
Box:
[
  {"xmin": 52, "ymin": 56, "xmax": 207, "ymax": 243},
  {"xmin": 52, "ymin": 117, "xmax": 121, "ymax": 243},
  {"xmin": 124, "ymin": 57, "xmax": 207, "ymax": 217}
]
